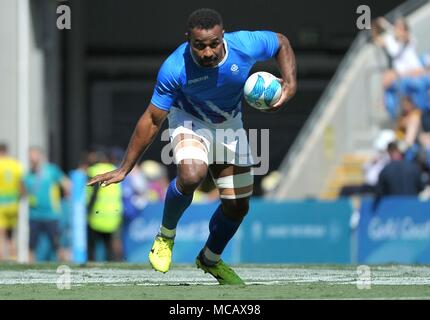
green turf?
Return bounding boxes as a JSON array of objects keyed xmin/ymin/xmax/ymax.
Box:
[
  {"xmin": 0, "ymin": 263, "xmax": 429, "ymax": 299},
  {"xmin": 1, "ymin": 283, "xmax": 430, "ymax": 300}
]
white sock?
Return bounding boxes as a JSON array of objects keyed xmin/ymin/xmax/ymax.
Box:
[
  {"xmin": 203, "ymin": 247, "xmax": 221, "ymax": 264},
  {"xmin": 159, "ymin": 226, "xmax": 176, "ymax": 239}
]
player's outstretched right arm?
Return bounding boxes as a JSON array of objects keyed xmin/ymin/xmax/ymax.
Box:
[{"xmin": 87, "ymin": 103, "xmax": 168, "ymax": 187}]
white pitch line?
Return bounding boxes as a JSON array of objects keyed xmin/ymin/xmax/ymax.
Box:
[{"xmin": 1, "ymin": 266, "xmax": 430, "ymax": 286}]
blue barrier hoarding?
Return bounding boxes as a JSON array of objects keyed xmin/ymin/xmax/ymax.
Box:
[
  {"xmin": 123, "ymin": 201, "xmax": 236, "ymax": 263},
  {"xmin": 358, "ymin": 197, "xmax": 430, "ymax": 264},
  {"xmin": 239, "ymin": 199, "xmax": 352, "ymax": 263},
  {"xmin": 123, "ymin": 199, "xmax": 352, "ymax": 263}
]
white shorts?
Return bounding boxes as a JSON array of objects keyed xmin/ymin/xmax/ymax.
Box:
[{"xmin": 167, "ymin": 108, "xmax": 254, "ymax": 167}]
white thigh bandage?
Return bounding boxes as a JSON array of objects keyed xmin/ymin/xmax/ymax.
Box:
[
  {"xmin": 215, "ymin": 172, "xmax": 254, "ymax": 199},
  {"xmin": 173, "ymin": 139, "xmax": 209, "ymax": 165}
]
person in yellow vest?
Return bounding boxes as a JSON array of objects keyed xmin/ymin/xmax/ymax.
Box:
[
  {"xmin": 86, "ymin": 151, "xmax": 123, "ymax": 261},
  {"xmin": 0, "ymin": 143, "xmax": 23, "ymax": 261}
]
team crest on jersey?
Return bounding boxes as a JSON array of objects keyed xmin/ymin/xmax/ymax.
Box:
[{"xmin": 230, "ymin": 64, "xmax": 239, "ymax": 74}]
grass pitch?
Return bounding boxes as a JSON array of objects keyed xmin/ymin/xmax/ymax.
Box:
[{"xmin": 0, "ymin": 263, "xmax": 430, "ymax": 299}]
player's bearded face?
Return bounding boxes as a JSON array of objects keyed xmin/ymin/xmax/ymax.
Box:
[{"xmin": 188, "ymin": 25, "xmax": 225, "ymax": 67}]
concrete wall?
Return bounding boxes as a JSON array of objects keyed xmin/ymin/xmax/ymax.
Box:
[
  {"xmin": 0, "ymin": 0, "xmax": 52, "ymax": 163},
  {"xmin": 0, "ymin": 0, "xmax": 19, "ymax": 157}
]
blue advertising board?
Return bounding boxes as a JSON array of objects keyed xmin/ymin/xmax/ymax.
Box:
[
  {"xmin": 239, "ymin": 199, "xmax": 352, "ymax": 263},
  {"xmin": 123, "ymin": 201, "xmax": 236, "ymax": 263},
  {"xmin": 123, "ymin": 199, "xmax": 352, "ymax": 263},
  {"xmin": 358, "ymin": 197, "xmax": 430, "ymax": 264}
]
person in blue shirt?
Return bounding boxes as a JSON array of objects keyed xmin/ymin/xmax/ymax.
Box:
[
  {"xmin": 88, "ymin": 8, "xmax": 296, "ymax": 284},
  {"xmin": 23, "ymin": 147, "xmax": 71, "ymax": 262}
]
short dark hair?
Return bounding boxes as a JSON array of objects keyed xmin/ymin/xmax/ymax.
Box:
[
  {"xmin": 187, "ymin": 8, "xmax": 223, "ymax": 31},
  {"xmin": 387, "ymin": 141, "xmax": 399, "ymax": 153},
  {"xmin": 0, "ymin": 143, "xmax": 8, "ymax": 153}
]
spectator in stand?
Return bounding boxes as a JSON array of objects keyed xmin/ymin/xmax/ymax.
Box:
[
  {"xmin": 376, "ymin": 141, "xmax": 424, "ymax": 197},
  {"xmin": 396, "ymin": 95, "xmax": 422, "ymax": 158},
  {"xmin": 372, "ymin": 16, "xmax": 430, "ymax": 118}
]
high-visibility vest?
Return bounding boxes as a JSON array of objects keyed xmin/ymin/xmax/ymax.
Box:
[{"xmin": 86, "ymin": 163, "xmax": 123, "ymax": 233}]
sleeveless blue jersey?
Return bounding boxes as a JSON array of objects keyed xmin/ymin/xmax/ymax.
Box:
[{"xmin": 150, "ymin": 31, "xmax": 279, "ymax": 124}]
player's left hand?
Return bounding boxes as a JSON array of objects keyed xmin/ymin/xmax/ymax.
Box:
[{"xmin": 262, "ymin": 78, "xmax": 295, "ymax": 113}]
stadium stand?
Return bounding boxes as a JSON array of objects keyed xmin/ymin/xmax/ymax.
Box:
[{"xmin": 271, "ymin": 0, "xmax": 430, "ymax": 200}]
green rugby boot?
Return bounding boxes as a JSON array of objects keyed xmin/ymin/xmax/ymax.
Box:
[{"xmin": 196, "ymin": 252, "xmax": 245, "ymax": 285}]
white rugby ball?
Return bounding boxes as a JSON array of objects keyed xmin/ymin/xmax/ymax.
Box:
[{"xmin": 243, "ymin": 71, "xmax": 282, "ymax": 110}]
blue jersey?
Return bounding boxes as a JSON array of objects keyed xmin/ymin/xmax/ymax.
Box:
[
  {"xmin": 23, "ymin": 163, "xmax": 65, "ymax": 221},
  {"xmin": 151, "ymin": 30, "xmax": 279, "ymax": 124}
]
